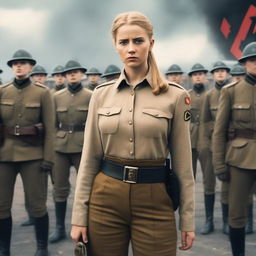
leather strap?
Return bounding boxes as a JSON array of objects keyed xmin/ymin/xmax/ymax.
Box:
[
  {"xmin": 101, "ymin": 159, "xmax": 168, "ymax": 184},
  {"xmin": 5, "ymin": 125, "xmax": 38, "ymax": 136}
]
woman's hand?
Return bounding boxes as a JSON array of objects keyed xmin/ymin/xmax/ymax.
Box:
[
  {"xmin": 70, "ymin": 225, "xmax": 88, "ymax": 243},
  {"xmin": 179, "ymin": 231, "xmax": 195, "ymax": 250}
]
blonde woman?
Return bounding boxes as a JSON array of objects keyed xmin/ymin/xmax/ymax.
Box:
[{"xmin": 71, "ymin": 11, "xmax": 195, "ymax": 256}]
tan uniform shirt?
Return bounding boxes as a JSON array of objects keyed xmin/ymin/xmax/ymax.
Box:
[
  {"xmin": 213, "ymin": 80, "xmax": 256, "ymax": 175},
  {"xmin": 71, "ymin": 71, "xmax": 195, "ymax": 231},
  {"xmin": 189, "ymin": 87, "xmax": 207, "ymax": 150},
  {"xmin": 54, "ymin": 87, "xmax": 92, "ymax": 153},
  {"xmin": 0, "ymin": 80, "xmax": 54, "ymax": 163},
  {"xmin": 201, "ymin": 87, "xmax": 221, "ymax": 151}
]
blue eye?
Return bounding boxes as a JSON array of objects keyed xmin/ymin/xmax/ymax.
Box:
[
  {"xmin": 134, "ymin": 38, "xmax": 144, "ymax": 44},
  {"xmin": 119, "ymin": 40, "xmax": 128, "ymax": 45}
]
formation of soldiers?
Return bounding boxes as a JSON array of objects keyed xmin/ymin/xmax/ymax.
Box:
[{"xmin": 0, "ymin": 42, "xmax": 255, "ymax": 256}]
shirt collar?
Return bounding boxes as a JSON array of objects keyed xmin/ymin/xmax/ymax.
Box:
[{"xmin": 114, "ymin": 68, "xmax": 153, "ymax": 90}]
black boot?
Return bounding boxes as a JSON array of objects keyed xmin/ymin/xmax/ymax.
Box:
[
  {"xmin": 49, "ymin": 201, "xmax": 67, "ymax": 243},
  {"xmin": 222, "ymin": 203, "xmax": 229, "ymax": 235},
  {"xmin": 229, "ymin": 226, "xmax": 245, "ymax": 256},
  {"xmin": 200, "ymin": 194, "xmax": 215, "ymax": 235},
  {"xmin": 245, "ymin": 204, "xmax": 254, "ymax": 234},
  {"xmin": 0, "ymin": 217, "xmax": 12, "ymax": 256},
  {"xmin": 21, "ymin": 215, "xmax": 35, "ymax": 226},
  {"xmin": 34, "ymin": 214, "xmax": 49, "ymax": 256}
]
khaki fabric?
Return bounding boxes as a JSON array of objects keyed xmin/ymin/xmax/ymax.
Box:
[
  {"xmin": 71, "ymin": 70, "xmax": 195, "ymax": 231},
  {"xmin": 213, "ymin": 80, "xmax": 256, "ymax": 174},
  {"xmin": 0, "ymin": 80, "xmax": 54, "ymax": 163},
  {"xmin": 88, "ymin": 172, "xmax": 177, "ymax": 256},
  {"xmin": 53, "ymin": 87, "xmax": 92, "ymax": 153}
]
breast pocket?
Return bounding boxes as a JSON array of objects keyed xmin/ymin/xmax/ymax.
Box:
[
  {"xmin": 210, "ymin": 106, "xmax": 218, "ymax": 121},
  {"xmin": 0, "ymin": 100, "xmax": 15, "ymax": 121},
  {"xmin": 56, "ymin": 107, "xmax": 68, "ymax": 123},
  {"xmin": 75, "ymin": 106, "xmax": 88, "ymax": 123},
  {"xmin": 98, "ymin": 107, "xmax": 121, "ymax": 134},
  {"xmin": 24, "ymin": 103, "xmax": 41, "ymax": 122},
  {"xmin": 232, "ymin": 103, "xmax": 251, "ymax": 122},
  {"xmin": 141, "ymin": 109, "xmax": 172, "ymax": 138}
]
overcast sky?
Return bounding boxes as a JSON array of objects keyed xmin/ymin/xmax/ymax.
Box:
[{"xmin": 0, "ymin": 0, "xmax": 222, "ymax": 82}]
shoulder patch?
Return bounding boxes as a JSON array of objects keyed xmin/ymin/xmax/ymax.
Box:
[
  {"xmin": 168, "ymin": 82, "xmax": 185, "ymax": 90},
  {"xmin": 34, "ymin": 82, "xmax": 47, "ymax": 89},
  {"xmin": 95, "ymin": 80, "xmax": 115, "ymax": 90},
  {"xmin": 223, "ymin": 81, "xmax": 238, "ymax": 89}
]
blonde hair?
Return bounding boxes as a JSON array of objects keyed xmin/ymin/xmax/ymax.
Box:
[{"xmin": 111, "ymin": 11, "xmax": 168, "ymax": 95}]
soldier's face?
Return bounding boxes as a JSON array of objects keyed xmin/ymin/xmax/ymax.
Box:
[
  {"xmin": 88, "ymin": 74, "xmax": 100, "ymax": 84},
  {"xmin": 65, "ymin": 69, "xmax": 84, "ymax": 84},
  {"xmin": 12, "ymin": 61, "xmax": 33, "ymax": 79},
  {"xmin": 166, "ymin": 74, "xmax": 182, "ymax": 84},
  {"xmin": 231, "ymin": 74, "xmax": 245, "ymax": 83},
  {"xmin": 53, "ymin": 74, "xmax": 66, "ymax": 85},
  {"xmin": 114, "ymin": 24, "xmax": 154, "ymax": 70},
  {"xmin": 31, "ymin": 74, "xmax": 47, "ymax": 84},
  {"xmin": 213, "ymin": 69, "xmax": 229, "ymax": 83},
  {"xmin": 191, "ymin": 72, "xmax": 207, "ymax": 84},
  {"xmin": 244, "ymin": 57, "xmax": 256, "ymax": 75}
]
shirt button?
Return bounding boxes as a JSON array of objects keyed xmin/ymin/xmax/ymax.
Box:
[
  {"xmin": 130, "ymin": 151, "xmax": 133, "ymax": 155},
  {"xmin": 106, "ymin": 111, "xmax": 110, "ymax": 115},
  {"xmin": 129, "ymin": 138, "xmax": 133, "ymax": 142},
  {"xmin": 129, "ymin": 121, "xmax": 132, "ymax": 125},
  {"xmin": 129, "ymin": 108, "xmax": 133, "ymax": 112},
  {"xmin": 18, "ymin": 114, "xmax": 22, "ymax": 117},
  {"xmin": 130, "ymin": 90, "xmax": 134, "ymax": 96}
]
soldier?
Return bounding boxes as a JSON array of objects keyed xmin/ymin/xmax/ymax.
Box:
[
  {"xmin": 0, "ymin": 68, "xmax": 3, "ymax": 85},
  {"xmin": 0, "ymin": 49, "xmax": 54, "ymax": 256},
  {"xmin": 165, "ymin": 64, "xmax": 184, "ymax": 84},
  {"xmin": 49, "ymin": 60, "xmax": 92, "ymax": 243},
  {"xmin": 213, "ymin": 42, "xmax": 256, "ymax": 256},
  {"xmin": 51, "ymin": 65, "xmax": 66, "ymax": 92},
  {"xmin": 200, "ymin": 61, "xmax": 231, "ymax": 235},
  {"xmin": 101, "ymin": 64, "xmax": 121, "ymax": 82},
  {"xmin": 188, "ymin": 63, "xmax": 208, "ymax": 178},
  {"xmin": 230, "ymin": 63, "xmax": 246, "ymax": 83},
  {"xmin": 85, "ymin": 67, "xmax": 102, "ymax": 91},
  {"xmin": 30, "ymin": 65, "xmax": 48, "ymax": 85}
]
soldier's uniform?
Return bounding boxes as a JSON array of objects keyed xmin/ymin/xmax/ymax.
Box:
[
  {"xmin": 71, "ymin": 69, "xmax": 195, "ymax": 256},
  {"xmin": 188, "ymin": 63, "xmax": 208, "ymax": 178},
  {"xmin": 213, "ymin": 42, "xmax": 256, "ymax": 256},
  {"xmin": 85, "ymin": 67, "xmax": 102, "ymax": 91},
  {"xmin": 200, "ymin": 61, "xmax": 231, "ymax": 235},
  {"xmin": 49, "ymin": 60, "xmax": 92, "ymax": 243},
  {"xmin": 101, "ymin": 64, "xmax": 121, "ymax": 82},
  {"xmin": 0, "ymin": 50, "xmax": 54, "ymax": 256},
  {"xmin": 51, "ymin": 65, "xmax": 66, "ymax": 93}
]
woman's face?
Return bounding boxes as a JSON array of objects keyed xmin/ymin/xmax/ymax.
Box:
[{"xmin": 114, "ymin": 24, "xmax": 154, "ymax": 70}]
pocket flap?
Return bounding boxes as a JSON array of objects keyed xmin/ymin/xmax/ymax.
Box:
[
  {"xmin": 57, "ymin": 107, "xmax": 68, "ymax": 112},
  {"xmin": 232, "ymin": 103, "xmax": 251, "ymax": 110},
  {"xmin": 98, "ymin": 107, "xmax": 121, "ymax": 116},
  {"xmin": 25, "ymin": 103, "xmax": 41, "ymax": 108},
  {"xmin": 231, "ymin": 138, "xmax": 248, "ymax": 148},
  {"xmin": 56, "ymin": 130, "xmax": 66, "ymax": 138},
  {"xmin": 142, "ymin": 109, "xmax": 172, "ymax": 119},
  {"xmin": 210, "ymin": 105, "xmax": 218, "ymax": 111},
  {"xmin": 76, "ymin": 106, "xmax": 88, "ymax": 111},
  {"xmin": 0, "ymin": 100, "xmax": 15, "ymax": 106}
]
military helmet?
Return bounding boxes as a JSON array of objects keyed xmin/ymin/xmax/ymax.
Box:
[
  {"xmin": 230, "ymin": 63, "xmax": 246, "ymax": 75},
  {"xmin": 30, "ymin": 65, "xmax": 47, "ymax": 76},
  {"xmin": 86, "ymin": 67, "xmax": 102, "ymax": 76},
  {"xmin": 101, "ymin": 64, "xmax": 121, "ymax": 78},
  {"xmin": 52, "ymin": 65, "xmax": 65, "ymax": 76},
  {"xmin": 238, "ymin": 42, "xmax": 256, "ymax": 63},
  {"xmin": 63, "ymin": 60, "xmax": 87, "ymax": 74},
  {"xmin": 165, "ymin": 64, "xmax": 183, "ymax": 75},
  {"xmin": 210, "ymin": 61, "xmax": 230, "ymax": 73},
  {"xmin": 7, "ymin": 49, "xmax": 36, "ymax": 67},
  {"xmin": 188, "ymin": 63, "xmax": 208, "ymax": 76}
]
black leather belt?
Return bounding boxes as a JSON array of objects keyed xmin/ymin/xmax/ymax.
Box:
[
  {"xmin": 58, "ymin": 123, "xmax": 85, "ymax": 133},
  {"xmin": 101, "ymin": 159, "xmax": 168, "ymax": 184}
]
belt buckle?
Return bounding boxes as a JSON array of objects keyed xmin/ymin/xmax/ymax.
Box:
[
  {"xmin": 68, "ymin": 124, "xmax": 74, "ymax": 134},
  {"xmin": 123, "ymin": 166, "xmax": 138, "ymax": 183},
  {"xmin": 14, "ymin": 125, "xmax": 20, "ymax": 136}
]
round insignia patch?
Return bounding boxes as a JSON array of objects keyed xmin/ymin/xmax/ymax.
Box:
[
  {"xmin": 185, "ymin": 97, "xmax": 191, "ymax": 105},
  {"xmin": 184, "ymin": 110, "xmax": 191, "ymax": 121}
]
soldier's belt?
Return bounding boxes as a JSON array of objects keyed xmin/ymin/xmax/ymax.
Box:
[
  {"xmin": 5, "ymin": 124, "xmax": 42, "ymax": 136},
  {"xmin": 58, "ymin": 123, "xmax": 85, "ymax": 133},
  {"xmin": 101, "ymin": 159, "xmax": 167, "ymax": 184},
  {"xmin": 228, "ymin": 128, "xmax": 256, "ymax": 140}
]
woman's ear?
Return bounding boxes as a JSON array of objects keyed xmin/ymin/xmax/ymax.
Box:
[{"xmin": 150, "ymin": 38, "xmax": 155, "ymax": 51}]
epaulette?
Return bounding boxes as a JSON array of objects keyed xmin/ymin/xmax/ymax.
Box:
[
  {"xmin": 168, "ymin": 82, "xmax": 185, "ymax": 90},
  {"xmin": 34, "ymin": 82, "xmax": 47, "ymax": 89},
  {"xmin": 223, "ymin": 81, "xmax": 238, "ymax": 89},
  {"xmin": 95, "ymin": 80, "xmax": 115, "ymax": 90},
  {"xmin": 1, "ymin": 81, "xmax": 12, "ymax": 88},
  {"xmin": 54, "ymin": 88, "xmax": 67, "ymax": 96}
]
